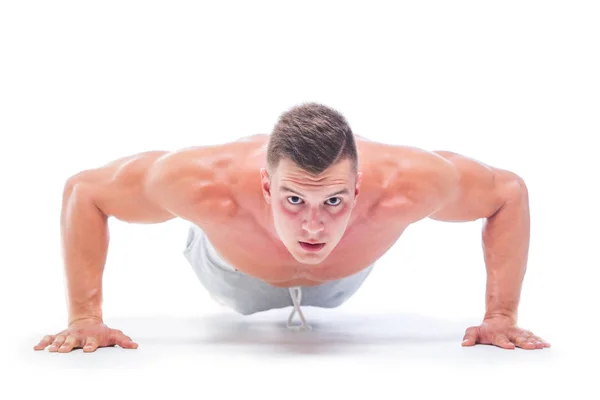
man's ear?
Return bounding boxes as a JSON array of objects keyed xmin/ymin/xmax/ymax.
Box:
[
  {"xmin": 353, "ymin": 172, "xmax": 363, "ymax": 205},
  {"xmin": 260, "ymin": 168, "xmax": 272, "ymax": 204}
]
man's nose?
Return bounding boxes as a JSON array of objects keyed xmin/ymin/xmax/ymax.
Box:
[{"xmin": 302, "ymin": 208, "xmax": 324, "ymax": 234}]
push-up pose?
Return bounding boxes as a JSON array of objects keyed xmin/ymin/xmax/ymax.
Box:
[{"xmin": 34, "ymin": 102, "xmax": 550, "ymax": 353}]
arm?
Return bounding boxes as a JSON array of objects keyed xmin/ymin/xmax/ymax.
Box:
[
  {"xmin": 425, "ymin": 151, "xmax": 528, "ymax": 323},
  {"xmin": 62, "ymin": 150, "xmax": 171, "ymax": 324},
  {"xmin": 407, "ymin": 150, "xmax": 528, "ymax": 323},
  {"xmin": 393, "ymin": 149, "xmax": 548, "ymax": 349},
  {"xmin": 62, "ymin": 146, "xmax": 232, "ymax": 325}
]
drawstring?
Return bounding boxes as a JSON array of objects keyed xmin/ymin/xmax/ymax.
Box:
[{"xmin": 287, "ymin": 286, "xmax": 312, "ymax": 331}]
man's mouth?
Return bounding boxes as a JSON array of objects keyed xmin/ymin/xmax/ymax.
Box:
[{"xmin": 299, "ymin": 242, "xmax": 326, "ymax": 251}]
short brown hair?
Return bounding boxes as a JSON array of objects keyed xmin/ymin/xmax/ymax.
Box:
[{"xmin": 266, "ymin": 102, "xmax": 358, "ymax": 177}]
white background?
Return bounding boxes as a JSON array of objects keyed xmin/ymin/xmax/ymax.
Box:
[{"xmin": 1, "ymin": 0, "xmax": 598, "ymax": 398}]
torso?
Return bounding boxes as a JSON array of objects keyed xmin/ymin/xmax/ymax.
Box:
[{"xmin": 190, "ymin": 134, "xmax": 420, "ymax": 288}]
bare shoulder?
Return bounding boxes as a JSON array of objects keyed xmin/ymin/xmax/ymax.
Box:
[
  {"xmin": 146, "ymin": 135, "xmax": 266, "ymax": 224},
  {"xmin": 361, "ymin": 143, "xmax": 462, "ymax": 222},
  {"xmin": 361, "ymin": 142, "xmax": 456, "ymax": 193},
  {"xmin": 152, "ymin": 134, "xmax": 266, "ymax": 180},
  {"xmin": 380, "ymin": 146, "xmax": 526, "ymax": 224}
]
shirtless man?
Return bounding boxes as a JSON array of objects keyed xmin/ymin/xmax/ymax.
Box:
[{"xmin": 34, "ymin": 102, "xmax": 550, "ymax": 353}]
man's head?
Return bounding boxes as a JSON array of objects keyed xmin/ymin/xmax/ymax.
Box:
[{"xmin": 260, "ymin": 102, "xmax": 362, "ymax": 264}]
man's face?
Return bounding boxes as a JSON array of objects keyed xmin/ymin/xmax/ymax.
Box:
[{"xmin": 260, "ymin": 158, "xmax": 362, "ymax": 265}]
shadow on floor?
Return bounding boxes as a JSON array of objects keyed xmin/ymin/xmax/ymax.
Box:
[{"xmin": 108, "ymin": 309, "xmax": 478, "ymax": 354}]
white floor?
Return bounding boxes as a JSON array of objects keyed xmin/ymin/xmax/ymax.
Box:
[{"xmin": 7, "ymin": 307, "xmax": 597, "ymax": 399}]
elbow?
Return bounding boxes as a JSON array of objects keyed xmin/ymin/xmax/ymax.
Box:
[
  {"xmin": 63, "ymin": 168, "xmax": 97, "ymax": 197},
  {"xmin": 63, "ymin": 177, "xmax": 96, "ymax": 205},
  {"xmin": 500, "ymin": 171, "xmax": 529, "ymax": 201},
  {"xmin": 63, "ymin": 174, "xmax": 86, "ymax": 199}
]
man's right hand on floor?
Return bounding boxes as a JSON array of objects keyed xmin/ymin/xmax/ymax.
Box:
[{"xmin": 33, "ymin": 318, "xmax": 138, "ymax": 353}]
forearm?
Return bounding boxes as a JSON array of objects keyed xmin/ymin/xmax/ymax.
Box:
[
  {"xmin": 481, "ymin": 181, "xmax": 530, "ymax": 323},
  {"xmin": 61, "ymin": 182, "xmax": 109, "ymax": 326}
]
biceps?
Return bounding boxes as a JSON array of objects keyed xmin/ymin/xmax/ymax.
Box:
[
  {"xmin": 427, "ymin": 151, "xmax": 519, "ymax": 222},
  {"xmin": 69, "ymin": 151, "xmax": 176, "ymax": 224}
]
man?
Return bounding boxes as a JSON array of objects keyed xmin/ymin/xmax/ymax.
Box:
[{"xmin": 34, "ymin": 102, "xmax": 550, "ymax": 353}]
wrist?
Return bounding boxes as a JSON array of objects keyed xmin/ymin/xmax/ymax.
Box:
[
  {"xmin": 69, "ymin": 315, "xmax": 103, "ymax": 327},
  {"xmin": 484, "ymin": 311, "xmax": 517, "ymax": 324}
]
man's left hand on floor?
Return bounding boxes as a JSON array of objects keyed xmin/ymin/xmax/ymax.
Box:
[{"xmin": 461, "ymin": 315, "xmax": 551, "ymax": 350}]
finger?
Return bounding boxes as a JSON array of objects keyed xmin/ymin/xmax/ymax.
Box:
[
  {"xmin": 116, "ymin": 335, "xmax": 138, "ymax": 349},
  {"xmin": 523, "ymin": 336, "xmax": 538, "ymax": 349},
  {"xmin": 533, "ymin": 336, "xmax": 551, "ymax": 348},
  {"xmin": 494, "ymin": 334, "xmax": 515, "ymax": 349},
  {"xmin": 117, "ymin": 338, "xmax": 138, "ymax": 349},
  {"xmin": 58, "ymin": 335, "xmax": 80, "ymax": 353},
  {"xmin": 513, "ymin": 335, "xmax": 536, "ymax": 349},
  {"xmin": 49, "ymin": 335, "xmax": 67, "ymax": 352},
  {"xmin": 534, "ymin": 341, "xmax": 545, "ymax": 349},
  {"xmin": 528, "ymin": 336, "xmax": 544, "ymax": 349},
  {"xmin": 34, "ymin": 335, "xmax": 56, "ymax": 351},
  {"xmin": 83, "ymin": 337, "xmax": 99, "ymax": 353},
  {"xmin": 462, "ymin": 326, "xmax": 479, "ymax": 346}
]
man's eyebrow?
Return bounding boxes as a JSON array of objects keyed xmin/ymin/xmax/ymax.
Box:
[{"xmin": 280, "ymin": 186, "xmax": 350, "ymax": 197}]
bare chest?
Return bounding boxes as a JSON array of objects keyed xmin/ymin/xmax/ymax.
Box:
[{"xmin": 188, "ymin": 134, "xmax": 415, "ymax": 287}]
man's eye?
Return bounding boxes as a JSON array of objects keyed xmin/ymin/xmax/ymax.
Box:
[
  {"xmin": 326, "ymin": 197, "xmax": 341, "ymax": 206},
  {"xmin": 287, "ymin": 196, "xmax": 302, "ymax": 205}
]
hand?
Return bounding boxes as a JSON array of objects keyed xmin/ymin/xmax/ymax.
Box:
[
  {"xmin": 461, "ymin": 316, "xmax": 551, "ymax": 350},
  {"xmin": 33, "ymin": 318, "xmax": 138, "ymax": 353}
]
